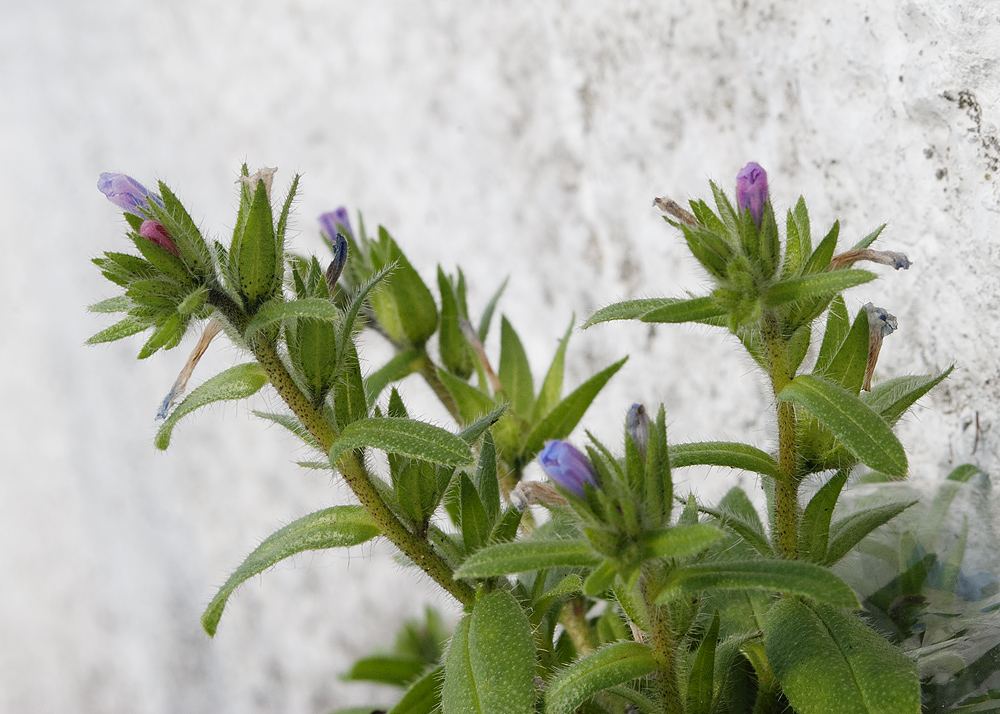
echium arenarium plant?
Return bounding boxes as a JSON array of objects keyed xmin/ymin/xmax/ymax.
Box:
[{"xmin": 90, "ymin": 162, "xmax": 949, "ymax": 714}]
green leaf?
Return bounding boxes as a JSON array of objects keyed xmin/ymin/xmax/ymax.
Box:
[
  {"xmin": 275, "ymin": 174, "xmax": 299, "ymax": 246},
  {"xmin": 155, "ymin": 363, "xmax": 268, "ymax": 449},
  {"xmin": 253, "ymin": 411, "xmax": 321, "ymax": 451},
  {"xmin": 640, "ymin": 523, "xmax": 723, "ymax": 560},
  {"xmin": 477, "ymin": 277, "xmax": 508, "ymax": 342},
  {"xmin": 669, "ymin": 441, "xmax": 781, "ymax": 479},
  {"xmin": 329, "ymin": 417, "xmax": 474, "ymax": 467},
  {"xmin": 87, "ymin": 295, "xmax": 132, "ymax": 314},
  {"xmin": 532, "ymin": 317, "xmax": 573, "ymax": 422},
  {"xmin": 455, "ymin": 539, "xmax": 599, "ymax": 578},
  {"xmin": 583, "ymin": 297, "xmax": 682, "ymax": 327},
  {"xmin": 822, "ymin": 309, "xmax": 870, "ymax": 395},
  {"xmin": 815, "ymin": 295, "xmax": 849, "ymax": 373},
  {"xmin": 387, "ymin": 665, "xmax": 443, "ymax": 714},
  {"xmin": 543, "ymin": 642, "xmax": 656, "ymax": 714},
  {"xmin": 438, "ymin": 267, "xmax": 475, "ymax": 379},
  {"xmin": 803, "ymin": 220, "xmax": 840, "ymax": 275},
  {"xmin": 522, "ymin": 357, "xmax": 627, "ymax": 458},
  {"xmin": 235, "ymin": 179, "xmax": 278, "ymax": 306},
  {"xmin": 474, "ymin": 431, "xmax": 501, "ymax": 523},
  {"xmin": 765, "ymin": 599, "xmax": 919, "ymax": 714},
  {"xmin": 656, "ymin": 560, "xmax": 860, "ymax": 609},
  {"xmin": 778, "ymin": 375, "xmax": 907, "ymax": 478},
  {"xmin": 582, "ymin": 558, "xmax": 618, "ymax": 597},
  {"xmin": 823, "ymin": 500, "xmax": 917, "ymax": 565},
  {"xmin": 333, "ymin": 338, "xmax": 369, "ymax": 427},
  {"xmin": 245, "ymin": 297, "xmax": 341, "ymax": 338},
  {"xmin": 687, "ymin": 611, "xmax": 721, "ymax": 714},
  {"xmin": 852, "ymin": 223, "xmax": 886, "ymax": 250},
  {"xmin": 459, "ymin": 474, "xmax": 490, "ymax": 554},
  {"xmin": 498, "ymin": 316, "xmax": 534, "ymax": 420},
  {"xmin": 799, "ymin": 470, "xmax": 848, "ymax": 562},
  {"xmin": 370, "ymin": 228, "xmax": 439, "ymax": 347},
  {"xmin": 698, "ymin": 487, "xmax": 772, "ymax": 557},
  {"xmin": 364, "ymin": 348, "xmax": 423, "ymax": 405},
  {"xmin": 861, "ymin": 368, "xmax": 951, "ymax": 426},
  {"xmin": 87, "ymin": 315, "xmax": 147, "ymax": 344},
  {"xmin": 342, "ymin": 656, "xmax": 424, "ymax": 686},
  {"xmin": 458, "ymin": 404, "xmax": 507, "ymax": 444},
  {"xmin": 436, "ymin": 367, "xmax": 496, "ymax": 425},
  {"xmin": 151, "ymin": 182, "xmax": 213, "ymax": 277},
  {"xmin": 442, "ymin": 590, "xmax": 535, "ymax": 714},
  {"xmin": 644, "ymin": 405, "xmax": 672, "ymax": 526},
  {"xmin": 763, "ymin": 270, "xmax": 875, "ymax": 308},
  {"xmin": 202, "ymin": 506, "xmax": 379, "ymax": 636},
  {"xmin": 639, "ymin": 295, "xmax": 727, "ymax": 324}
]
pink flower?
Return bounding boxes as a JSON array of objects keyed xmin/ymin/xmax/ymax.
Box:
[
  {"xmin": 139, "ymin": 220, "xmax": 180, "ymax": 257},
  {"xmin": 736, "ymin": 162, "xmax": 768, "ymax": 228}
]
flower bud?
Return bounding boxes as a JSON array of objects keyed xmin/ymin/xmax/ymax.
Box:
[
  {"xmin": 736, "ymin": 162, "xmax": 768, "ymax": 228},
  {"xmin": 97, "ymin": 172, "xmax": 164, "ymax": 216},
  {"xmin": 538, "ymin": 440, "xmax": 599, "ymax": 499},
  {"xmin": 325, "ymin": 232, "xmax": 349, "ymax": 294},
  {"xmin": 626, "ymin": 403, "xmax": 649, "ymax": 458},
  {"xmin": 139, "ymin": 220, "xmax": 180, "ymax": 257},
  {"xmin": 319, "ymin": 207, "xmax": 354, "ymax": 241}
]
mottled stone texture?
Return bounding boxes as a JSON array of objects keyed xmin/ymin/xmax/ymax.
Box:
[{"xmin": 2, "ymin": 1, "xmax": 999, "ymax": 711}]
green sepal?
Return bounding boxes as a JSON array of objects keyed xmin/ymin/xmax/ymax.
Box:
[
  {"xmin": 201, "ymin": 506, "xmax": 379, "ymax": 636},
  {"xmin": 155, "ymin": 363, "xmax": 268, "ymax": 448},
  {"xmin": 778, "ymin": 375, "xmax": 907, "ymax": 477},
  {"xmin": 583, "ymin": 297, "xmax": 684, "ymax": 327},
  {"xmin": 252, "ymin": 410, "xmax": 321, "ymax": 450},
  {"xmin": 441, "ymin": 590, "xmax": 535, "ymax": 714},
  {"xmin": 137, "ymin": 313, "xmax": 188, "ymax": 358},
  {"xmin": 437, "ymin": 267, "xmax": 475, "ymax": 379},
  {"xmin": 851, "ymin": 223, "xmax": 886, "ymax": 250},
  {"xmin": 765, "ymin": 599, "xmax": 919, "ymax": 714},
  {"xmin": 455, "ymin": 538, "xmax": 599, "ymax": 578},
  {"xmin": 131, "ymin": 233, "xmax": 197, "ymax": 288},
  {"xmin": 232, "ymin": 179, "xmax": 278, "ymax": 308},
  {"xmin": 333, "ymin": 338, "xmax": 368, "ymax": 428},
  {"xmin": 274, "ymin": 173, "xmax": 299, "ymax": 247},
  {"xmin": 330, "ymin": 416, "xmax": 474, "ymax": 467},
  {"xmin": 498, "ymin": 316, "xmax": 534, "ymax": 420},
  {"xmin": 543, "ymin": 641, "xmax": 657, "ymax": 714},
  {"xmin": 177, "ymin": 286, "xmax": 209, "ymax": 316},
  {"xmin": 643, "ymin": 405, "xmax": 671, "ymax": 526},
  {"xmin": 697, "ymin": 488, "xmax": 772, "ymax": 557},
  {"xmin": 149, "ymin": 182, "xmax": 214, "ymax": 278},
  {"xmin": 656, "ymin": 560, "xmax": 860, "ymax": 609}
]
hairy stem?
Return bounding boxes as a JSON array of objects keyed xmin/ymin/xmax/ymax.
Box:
[
  {"xmin": 559, "ymin": 596, "xmax": 596, "ymax": 656},
  {"xmin": 210, "ymin": 291, "xmax": 475, "ymax": 606},
  {"xmin": 642, "ymin": 569, "xmax": 682, "ymax": 714},
  {"xmin": 761, "ymin": 311, "xmax": 799, "ymax": 559}
]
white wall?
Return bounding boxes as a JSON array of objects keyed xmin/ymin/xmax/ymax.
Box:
[{"xmin": 2, "ymin": 1, "xmax": 998, "ymax": 711}]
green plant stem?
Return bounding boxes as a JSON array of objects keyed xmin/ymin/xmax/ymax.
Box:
[
  {"xmin": 559, "ymin": 596, "xmax": 596, "ymax": 656},
  {"xmin": 641, "ymin": 569, "xmax": 682, "ymax": 714},
  {"xmin": 761, "ymin": 311, "xmax": 799, "ymax": 559},
  {"xmin": 210, "ymin": 290, "xmax": 475, "ymax": 606}
]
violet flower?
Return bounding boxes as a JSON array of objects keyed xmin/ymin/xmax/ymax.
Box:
[
  {"xmin": 736, "ymin": 162, "xmax": 768, "ymax": 228},
  {"xmin": 139, "ymin": 220, "xmax": 180, "ymax": 257},
  {"xmin": 626, "ymin": 403, "xmax": 649, "ymax": 458},
  {"xmin": 97, "ymin": 172, "xmax": 164, "ymax": 216},
  {"xmin": 538, "ymin": 440, "xmax": 599, "ymax": 499},
  {"xmin": 319, "ymin": 207, "xmax": 353, "ymax": 241}
]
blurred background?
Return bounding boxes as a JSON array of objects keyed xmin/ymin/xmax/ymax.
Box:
[{"xmin": 2, "ymin": 1, "xmax": 999, "ymax": 711}]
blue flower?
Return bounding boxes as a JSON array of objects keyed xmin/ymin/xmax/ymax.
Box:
[
  {"xmin": 538, "ymin": 440, "xmax": 598, "ymax": 498},
  {"xmin": 319, "ymin": 208, "xmax": 353, "ymax": 241},
  {"xmin": 97, "ymin": 172, "xmax": 164, "ymax": 216},
  {"xmin": 627, "ymin": 403, "xmax": 649, "ymax": 457},
  {"xmin": 736, "ymin": 162, "xmax": 768, "ymax": 229}
]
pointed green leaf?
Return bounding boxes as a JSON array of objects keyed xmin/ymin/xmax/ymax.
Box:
[
  {"xmin": 584, "ymin": 297, "xmax": 682, "ymax": 327},
  {"xmin": 498, "ymin": 317, "xmax": 534, "ymax": 420},
  {"xmin": 852, "ymin": 224, "xmax": 887, "ymax": 250},
  {"xmin": 763, "ymin": 270, "xmax": 875, "ymax": 308},
  {"xmin": 823, "ymin": 500, "xmax": 917, "ymax": 565},
  {"xmin": 329, "ymin": 417, "xmax": 474, "ymax": 467},
  {"xmin": 150, "ymin": 182, "xmax": 213, "ymax": 278},
  {"xmin": 687, "ymin": 611, "xmax": 721, "ymax": 714},
  {"xmin": 459, "ymin": 474, "xmax": 490, "ymax": 554},
  {"xmin": 437, "ymin": 367, "xmax": 496, "ymax": 425},
  {"xmin": 644, "ymin": 405, "xmax": 672, "ymax": 525},
  {"xmin": 245, "ymin": 298, "xmax": 341, "ymax": 338},
  {"xmin": 342, "ymin": 656, "xmax": 425, "ymax": 686},
  {"xmin": 275, "ymin": 174, "xmax": 299, "ymax": 246},
  {"xmin": 656, "ymin": 560, "xmax": 860, "ymax": 609},
  {"xmin": 155, "ymin": 363, "xmax": 268, "ymax": 449},
  {"xmin": 799, "ymin": 470, "xmax": 848, "ymax": 562},
  {"xmin": 442, "ymin": 590, "xmax": 535, "ymax": 714},
  {"xmin": 522, "ymin": 357, "xmax": 627, "ymax": 458},
  {"xmin": 235, "ymin": 179, "xmax": 277, "ymax": 306},
  {"xmin": 698, "ymin": 487, "xmax": 772, "ymax": 557},
  {"xmin": 88, "ymin": 295, "xmax": 133, "ymax": 314},
  {"xmin": 202, "ymin": 506, "xmax": 379, "ymax": 636},
  {"xmin": 364, "ymin": 348, "xmax": 423, "ymax": 405},
  {"xmin": 339, "ymin": 264, "xmax": 394, "ymax": 359},
  {"xmin": 253, "ymin": 411, "xmax": 321, "ymax": 450},
  {"xmin": 803, "ymin": 220, "xmax": 840, "ymax": 275},
  {"xmin": 455, "ymin": 539, "xmax": 599, "ymax": 578},
  {"xmin": 474, "ymin": 431, "xmax": 501, "ymax": 523},
  {"xmin": 370, "ymin": 228, "xmax": 439, "ymax": 346},
  {"xmin": 669, "ymin": 441, "xmax": 781, "ymax": 479},
  {"xmin": 765, "ymin": 599, "xmax": 919, "ymax": 714},
  {"xmin": 640, "ymin": 523, "xmax": 723, "ymax": 560},
  {"xmin": 477, "ymin": 277, "xmax": 508, "ymax": 342},
  {"xmin": 87, "ymin": 315, "xmax": 148, "ymax": 344},
  {"xmin": 789, "ymin": 323, "xmax": 811, "ymax": 375},
  {"xmin": 778, "ymin": 375, "xmax": 907, "ymax": 477},
  {"xmin": 822, "ymin": 310, "xmax": 869, "ymax": 395},
  {"xmin": 458, "ymin": 404, "xmax": 507, "ymax": 444},
  {"xmin": 543, "ymin": 642, "xmax": 656, "ymax": 714},
  {"xmin": 640, "ymin": 295, "xmax": 727, "ymax": 324},
  {"xmin": 333, "ymin": 338, "xmax": 369, "ymax": 427},
  {"xmin": 532, "ymin": 317, "xmax": 573, "ymax": 422},
  {"xmin": 861, "ymin": 368, "xmax": 951, "ymax": 426},
  {"xmin": 438, "ymin": 267, "xmax": 475, "ymax": 379},
  {"xmin": 387, "ymin": 665, "xmax": 443, "ymax": 714},
  {"xmin": 815, "ymin": 295, "xmax": 850, "ymax": 373}
]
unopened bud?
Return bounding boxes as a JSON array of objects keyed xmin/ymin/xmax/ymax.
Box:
[
  {"xmin": 626, "ymin": 403, "xmax": 649, "ymax": 458},
  {"xmin": 97, "ymin": 172, "xmax": 164, "ymax": 216},
  {"xmin": 736, "ymin": 162, "xmax": 768, "ymax": 229},
  {"xmin": 325, "ymin": 233, "xmax": 349, "ymax": 294},
  {"xmin": 139, "ymin": 220, "xmax": 180, "ymax": 256},
  {"xmin": 538, "ymin": 440, "xmax": 599, "ymax": 499}
]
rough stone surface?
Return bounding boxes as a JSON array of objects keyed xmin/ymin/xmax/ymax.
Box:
[{"xmin": 2, "ymin": 0, "xmax": 999, "ymax": 710}]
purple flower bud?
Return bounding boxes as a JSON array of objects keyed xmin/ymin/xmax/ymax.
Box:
[
  {"xmin": 538, "ymin": 440, "xmax": 599, "ymax": 499},
  {"xmin": 319, "ymin": 208, "xmax": 354, "ymax": 242},
  {"xmin": 139, "ymin": 220, "xmax": 180, "ymax": 257},
  {"xmin": 97, "ymin": 172, "xmax": 164, "ymax": 216},
  {"xmin": 736, "ymin": 162, "xmax": 768, "ymax": 229},
  {"xmin": 325, "ymin": 232, "xmax": 349, "ymax": 294},
  {"xmin": 626, "ymin": 403, "xmax": 649, "ymax": 458}
]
